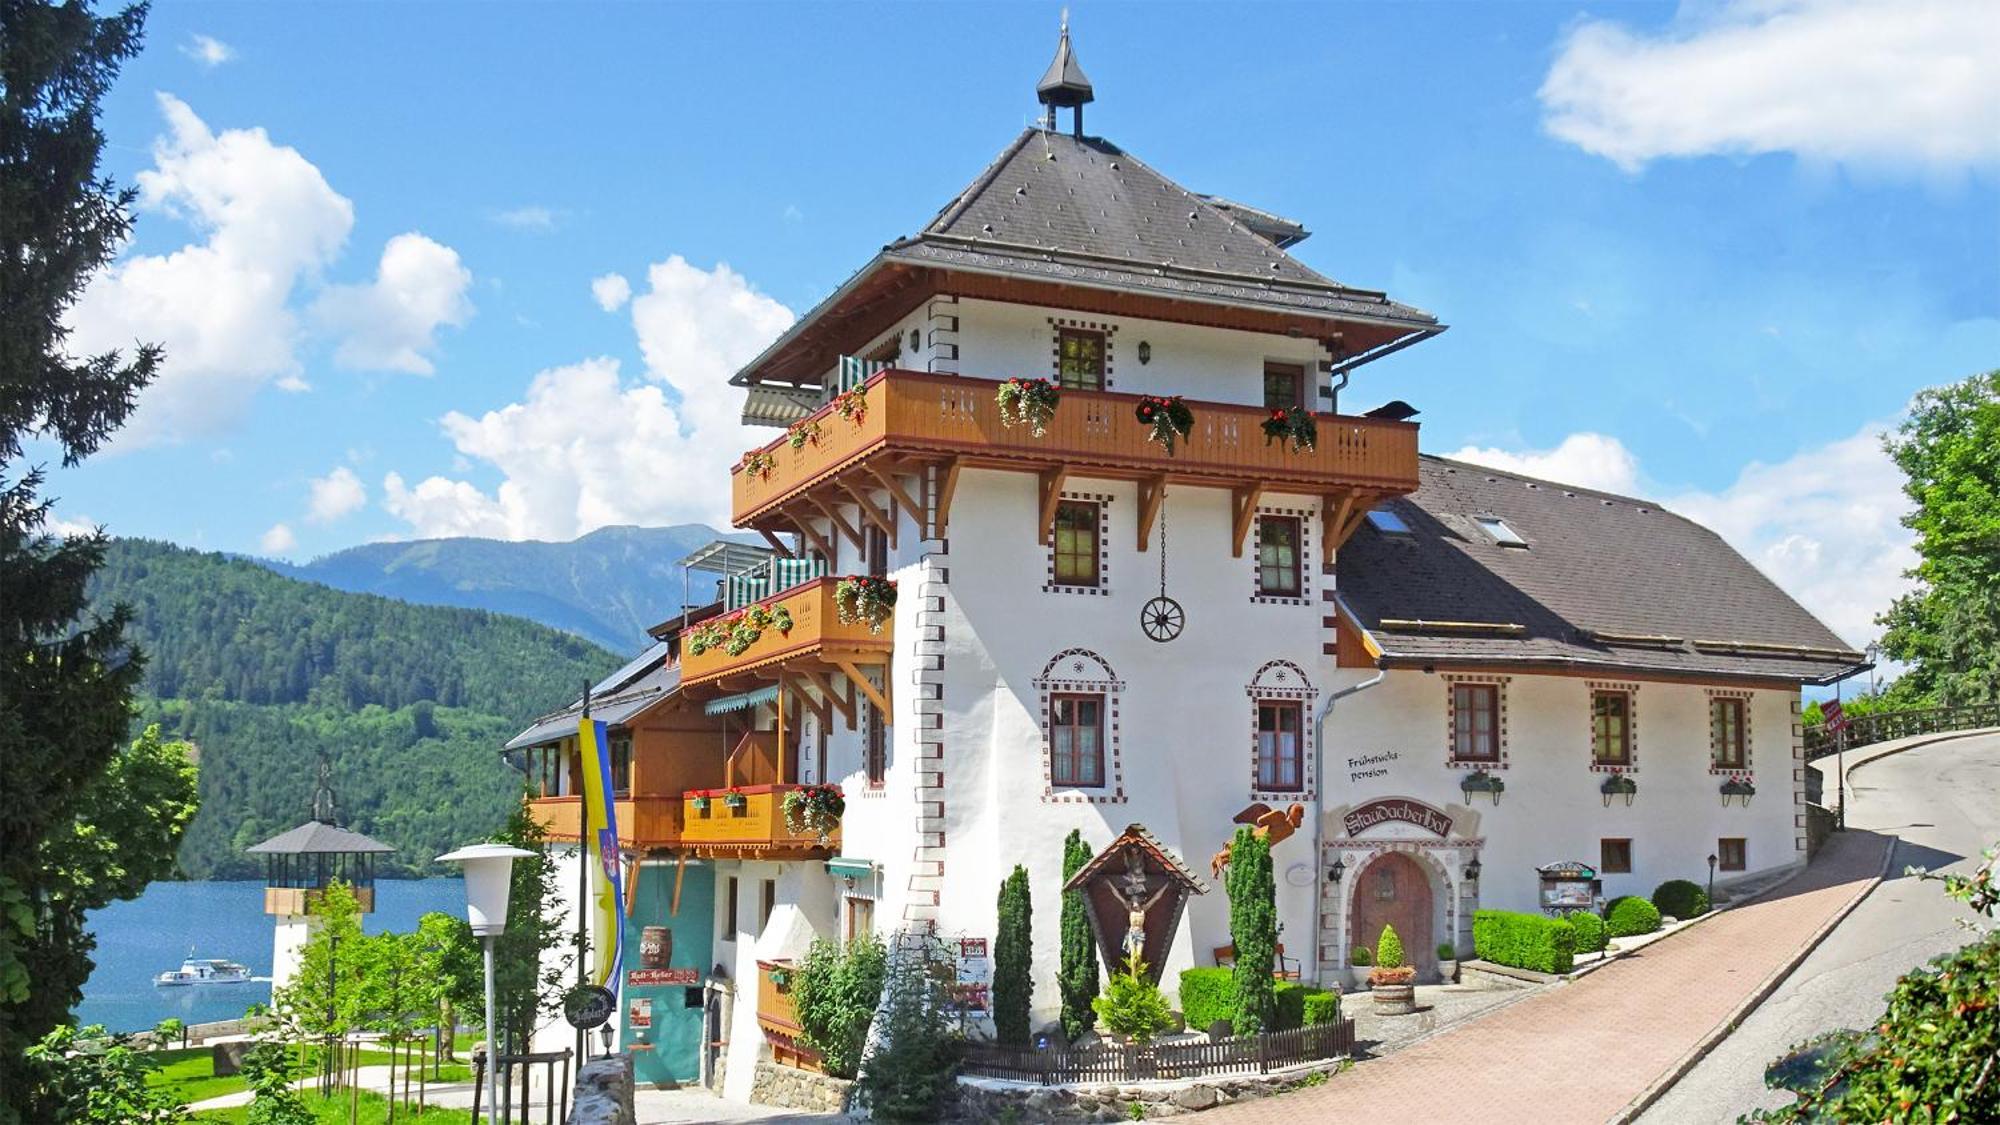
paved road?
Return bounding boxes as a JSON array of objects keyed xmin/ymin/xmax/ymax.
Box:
[{"xmin": 1638, "ymin": 731, "xmax": 2000, "ymax": 1123}]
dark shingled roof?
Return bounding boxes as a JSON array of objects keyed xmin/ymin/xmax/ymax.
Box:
[
  {"xmin": 1336, "ymin": 456, "xmax": 1865, "ymax": 684},
  {"xmin": 505, "ymin": 641, "xmax": 679, "ymax": 752},
  {"xmin": 247, "ymin": 821, "xmax": 394, "ymax": 855},
  {"xmin": 887, "ymin": 130, "xmax": 1437, "ymax": 330}
]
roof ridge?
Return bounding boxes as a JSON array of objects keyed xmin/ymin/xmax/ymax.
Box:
[
  {"xmin": 925, "ymin": 127, "xmax": 1040, "ymax": 236},
  {"xmin": 1421, "ymin": 453, "xmax": 1668, "ymax": 511}
]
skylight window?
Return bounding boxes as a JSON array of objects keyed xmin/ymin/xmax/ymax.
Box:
[
  {"xmin": 1367, "ymin": 509, "xmax": 1411, "ymax": 535},
  {"xmin": 1475, "ymin": 516, "xmax": 1527, "ymax": 547}
]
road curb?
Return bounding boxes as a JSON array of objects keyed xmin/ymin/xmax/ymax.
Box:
[{"xmin": 1610, "ymin": 834, "xmax": 1895, "ymax": 1125}]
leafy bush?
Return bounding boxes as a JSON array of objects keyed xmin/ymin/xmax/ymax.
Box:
[
  {"xmin": 1436, "ymin": 942, "xmax": 1456, "ymax": 962},
  {"xmin": 856, "ymin": 932, "xmax": 961, "ymax": 1121},
  {"xmin": 1652, "ymin": 879, "xmax": 1710, "ymax": 920},
  {"xmin": 791, "ymin": 934, "xmax": 888, "ymax": 1079},
  {"xmin": 1094, "ymin": 952, "xmax": 1174, "ymax": 1044},
  {"xmin": 1607, "ymin": 896, "xmax": 1663, "ymax": 937},
  {"xmin": 23, "ymin": 1024, "xmax": 189, "ymax": 1124},
  {"xmin": 993, "ymin": 865, "xmax": 1033, "ymax": 1045},
  {"xmin": 1272, "ymin": 981, "xmax": 1308, "ymax": 1030},
  {"xmin": 1376, "ymin": 924, "xmax": 1405, "ymax": 969},
  {"xmin": 242, "ymin": 1040, "xmax": 312, "ymax": 1125},
  {"xmin": 1058, "ymin": 831, "xmax": 1099, "ymax": 1042},
  {"xmin": 1349, "ymin": 945, "xmax": 1374, "ymax": 967},
  {"xmin": 1567, "ymin": 911, "xmax": 1608, "ymax": 954},
  {"xmin": 1302, "ymin": 990, "xmax": 1341, "ymax": 1026},
  {"xmin": 1472, "ymin": 910, "xmax": 1576, "ymax": 974},
  {"xmin": 1225, "ymin": 827, "xmax": 1278, "ymax": 1035},
  {"xmin": 1177, "ymin": 967, "xmax": 1236, "ymax": 1032}
]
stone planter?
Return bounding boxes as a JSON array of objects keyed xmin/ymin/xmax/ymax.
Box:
[
  {"xmin": 1348, "ymin": 966, "xmax": 1373, "ymax": 992},
  {"xmin": 1438, "ymin": 959, "xmax": 1458, "ymax": 984},
  {"xmin": 1372, "ymin": 982, "xmax": 1416, "ymax": 1015}
]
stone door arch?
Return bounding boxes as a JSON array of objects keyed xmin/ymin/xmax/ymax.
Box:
[{"xmin": 1350, "ymin": 852, "xmax": 1433, "ymax": 972}]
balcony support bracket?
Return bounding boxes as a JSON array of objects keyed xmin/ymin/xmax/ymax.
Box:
[
  {"xmin": 835, "ymin": 659, "xmax": 893, "ymax": 719},
  {"xmin": 810, "ymin": 493, "xmax": 867, "ymax": 554},
  {"xmin": 785, "ymin": 670, "xmax": 832, "ymax": 732},
  {"xmin": 1231, "ymin": 483, "xmax": 1266, "ymax": 559},
  {"xmin": 1136, "ymin": 474, "xmax": 1167, "ymax": 552},
  {"xmin": 932, "ymin": 457, "xmax": 964, "ymax": 540},
  {"xmin": 868, "ymin": 466, "xmax": 926, "ymax": 535},
  {"xmin": 1325, "ymin": 490, "xmax": 1372, "ymax": 560},
  {"xmin": 756, "ymin": 528, "xmax": 796, "ymax": 559},
  {"xmin": 796, "ymin": 667, "xmax": 857, "ymax": 731},
  {"xmin": 784, "ymin": 509, "xmax": 836, "ymax": 563},
  {"xmin": 843, "ymin": 481, "xmax": 898, "ymax": 550},
  {"xmin": 1038, "ymin": 465, "xmax": 1071, "ymax": 542}
]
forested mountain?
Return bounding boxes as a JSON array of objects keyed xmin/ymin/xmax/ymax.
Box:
[
  {"xmin": 89, "ymin": 539, "xmax": 622, "ymax": 878},
  {"xmin": 269, "ymin": 524, "xmax": 744, "ymax": 652}
]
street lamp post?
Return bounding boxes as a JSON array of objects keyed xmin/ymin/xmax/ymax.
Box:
[
  {"xmin": 1707, "ymin": 853, "xmax": 1718, "ymax": 911},
  {"xmin": 439, "ymin": 843, "xmax": 534, "ymax": 1125}
]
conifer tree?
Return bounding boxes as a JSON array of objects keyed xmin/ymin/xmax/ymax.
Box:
[
  {"xmin": 993, "ymin": 864, "xmax": 1033, "ymax": 1045},
  {"xmin": 1058, "ymin": 830, "xmax": 1098, "ymax": 1042},
  {"xmin": 1225, "ymin": 827, "xmax": 1276, "ymax": 1035}
]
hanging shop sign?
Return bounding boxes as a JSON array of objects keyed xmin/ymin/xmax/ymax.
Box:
[
  {"xmin": 563, "ymin": 984, "xmax": 616, "ymax": 1030},
  {"xmin": 1342, "ymin": 797, "xmax": 1453, "ymax": 839},
  {"xmin": 627, "ymin": 967, "xmax": 699, "ymax": 987}
]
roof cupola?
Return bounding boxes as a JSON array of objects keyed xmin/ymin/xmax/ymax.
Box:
[{"xmin": 1036, "ymin": 12, "xmax": 1094, "ymax": 136}]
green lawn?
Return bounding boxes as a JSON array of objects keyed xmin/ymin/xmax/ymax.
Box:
[
  {"xmin": 149, "ymin": 1044, "xmax": 472, "ymax": 1109},
  {"xmin": 193, "ymin": 1088, "xmax": 474, "ymax": 1123}
]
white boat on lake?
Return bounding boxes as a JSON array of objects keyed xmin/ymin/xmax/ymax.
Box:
[{"xmin": 153, "ymin": 957, "xmax": 252, "ymax": 987}]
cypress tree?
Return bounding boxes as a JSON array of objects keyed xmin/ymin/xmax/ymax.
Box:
[
  {"xmin": 1225, "ymin": 827, "xmax": 1276, "ymax": 1035},
  {"xmin": 993, "ymin": 864, "xmax": 1033, "ymax": 1045},
  {"xmin": 1058, "ymin": 830, "xmax": 1098, "ymax": 1042}
]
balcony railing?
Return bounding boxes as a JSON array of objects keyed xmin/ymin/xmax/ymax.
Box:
[
  {"xmin": 680, "ymin": 785, "xmax": 840, "ymax": 858},
  {"xmin": 525, "ymin": 795, "xmax": 684, "ymax": 849},
  {"xmin": 679, "ymin": 577, "xmax": 892, "ymax": 688},
  {"xmin": 756, "ymin": 959, "xmax": 823, "ymax": 1072},
  {"xmin": 732, "ymin": 368, "xmax": 1420, "ymax": 526}
]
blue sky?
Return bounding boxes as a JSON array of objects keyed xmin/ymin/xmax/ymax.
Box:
[{"xmin": 35, "ymin": 1, "xmax": 1999, "ymax": 648}]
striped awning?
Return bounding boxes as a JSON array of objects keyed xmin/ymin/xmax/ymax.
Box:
[{"xmin": 703, "ymin": 685, "xmax": 780, "ymax": 716}]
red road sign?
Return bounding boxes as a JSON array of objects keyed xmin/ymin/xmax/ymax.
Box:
[{"xmin": 1823, "ymin": 699, "xmax": 1848, "ymax": 732}]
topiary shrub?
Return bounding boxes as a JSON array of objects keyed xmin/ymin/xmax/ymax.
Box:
[
  {"xmin": 1652, "ymin": 879, "xmax": 1710, "ymax": 920},
  {"xmin": 1301, "ymin": 990, "xmax": 1340, "ymax": 1026},
  {"xmin": 1607, "ymin": 895, "xmax": 1663, "ymax": 937},
  {"xmin": 1225, "ymin": 827, "xmax": 1277, "ymax": 1035},
  {"xmin": 1177, "ymin": 967, "xmax": 1236, "ymax": 1033},
  {"xmin": 993, "ymin": 865, "xmax": 1033, "ymax": 1045},
  {"xmin": 1272, "ymin": 981, "xmax": 1308, "ymax": 1030},
  {"xmin": 1567, "ymin": 911, "xmax": 1608, "ymax": 954},
  {"xmin": 1058, "ymin": 830, "xmax": 1099, "ymax": 1042},
  {"xmin": 1472, "ymin": 909, "xmax": 1576, "ymax": 974},
  {"xmin": 1375, "ymin": 924, "xmax": 1405, "ymax": 969}
]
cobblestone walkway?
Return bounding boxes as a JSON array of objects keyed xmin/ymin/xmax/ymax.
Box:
[{"xmin": 1206, "ymin": 830, "xmax": 1890, "ymax": 1125}]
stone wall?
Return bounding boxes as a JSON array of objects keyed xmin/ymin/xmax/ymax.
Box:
[
  {"xmin": 952, "ymin": 1059, "xmax": 1346, "ymax": 1122},
  {"xmin": 750, "ymin": 1060, "xmax": 852, "ymax": 1114},
  {"xmin": 571, "ymin": 1053, "xmax": 636, "ymax": 1125}
]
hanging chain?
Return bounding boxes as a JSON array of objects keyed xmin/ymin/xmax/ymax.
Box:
[{"xmin": 1157, "ymin": 486, "xmax": 1169, "ymax": 595}]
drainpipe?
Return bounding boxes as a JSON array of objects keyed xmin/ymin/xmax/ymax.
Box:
[{"xmin": 1308, "ymin": 663, "xmax": 1387, "ymax": 988}]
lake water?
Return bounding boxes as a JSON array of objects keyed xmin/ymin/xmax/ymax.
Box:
[{"xmin": 75, "ymin": 879, "xmax": 465, "ymax": 1033}]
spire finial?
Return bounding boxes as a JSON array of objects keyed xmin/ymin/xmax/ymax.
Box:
[
  {"xmin": 310, "ymin": 753, "xmax": 338, "ymax": 825},
  {"xmin": 1037, "ymin": 10, "xmax": 1094, "ymax": 136}
]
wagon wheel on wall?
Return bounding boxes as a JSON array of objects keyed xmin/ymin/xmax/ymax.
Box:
[{"xmin": 1140, "ymin": 487, "xmax": 1184, "ymax": 643}]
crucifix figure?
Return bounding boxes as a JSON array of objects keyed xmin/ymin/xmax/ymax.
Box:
[{"xmin": 1113, "ymin": 846, "xmax": 1173, "ymax": 958}]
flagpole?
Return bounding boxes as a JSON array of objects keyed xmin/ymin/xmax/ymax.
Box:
[{"xmin": 577, "ymin": 679, "xmax": 591, "ymax": 1066}]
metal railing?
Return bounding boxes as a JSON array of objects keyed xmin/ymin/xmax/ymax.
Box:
[
  {"xmin": 471, "ymin": 1048, "xmax": 572, "ymax": 1124},
  {"xmin": 960, "ymin": 1018, "xmax": 1355, "ymax": 1085},
  {"xmin": 1804, "ymin": 702, "xmax": 2000, "ymax": 761}
]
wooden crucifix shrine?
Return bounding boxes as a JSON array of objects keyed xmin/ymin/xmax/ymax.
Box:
[{"xmin": 1061, "ymin": 824, "xmax": 1207, "ymax": 984}]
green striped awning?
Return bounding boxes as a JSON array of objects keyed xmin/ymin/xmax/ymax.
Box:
[{"xmin": 703, "ymin": 685, "xmax": 780, "ymax": 716}]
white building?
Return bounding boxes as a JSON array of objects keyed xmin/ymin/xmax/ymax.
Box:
[{"xmin": 509, "ymin": 27, "xmax": 1862, "ymax": 1099}]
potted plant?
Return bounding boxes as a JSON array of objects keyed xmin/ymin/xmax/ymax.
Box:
[
  {"xmin": 739, "ymin": 449, "xmax": 777, "ymax": 481},
  {"xmin": 1436, "ymin": 942, "xmax": 1458, "ymax": 984},
  {"xmin": 1369, "ymin": 925, "xmax": 1417, "ymax": 1014},
  {"xmin": 690, "ymin": 791, "xmax": 712, "ymax": 814},
  {"xmin": 1459, "ymin": 769, "xmax": 1505, "ymax": 804},
  {"xmin": 1134, "ymin": 394, "xmax": 1194, "ymax": 454},
  {"xmin": 724, "ymin": 786, "xmax": 748, "ymax": 811},
  {"xmin": 781, "ymin": 783, "xmax": 846, "ymax": 843},
  {"xmin": 786, "ymin": 418, "xmax": 823, "ymax": 450},
  {"xmin": 1259, "ymin": 406, "xmax": 1317, "ymax": 453},
  {"xmin": 832, "ymin": 385, "xmax": 868, "ymax": 425},
  {"xmin": 1601, "ymin": 773, "xmax": 1638, "ymax": 807},
  {"xmin": 834, "ymin": 575, "xmax": 896, "ymax": 633},
  {"xmin": 995, "ymin": 377, "xmax": 1061, "ymax": 437},
  {"xmin": 1347, "ymin": 944, "xmax": 1374, "ymax": 992}
]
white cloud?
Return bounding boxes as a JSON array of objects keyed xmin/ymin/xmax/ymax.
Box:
[
  {"xmin": 1441, "ymin": 433, "xmax": 1643, "ymax": 496},
  {"xmin": 65, "ymin": 95, "xmax": 353, "ymax": 444},
  {"xmin": 1540, "ymin": 0, "xmax": 2000, "ymax": 173},
  {"xmin": 181, "ymin": 34, "xmax": 234, "ymax": 68},
  {"xmin": 306, "ymin": 465, "xmax": 367, "ymax": 524},
  {"xmin": 382, "ymin": 256, "xmax": 795, "ymax": 539},
  {"xmin": 260, "ymin": 522, "xmax": 297, "ymax": 554},
  {"xmin": 39, "ymin": 512, "xmax": 101, "ymax": 538},
  {"xmin": 310, "ymin": 233, "xmax": 473, "ymax": 374},
  {"xmin": 591, "ymin": 273, "xmax": 632, "ymax": 313},
  {"xmin": 491, "ymin": 206, "xmax": 559, "ymax": 232},
  {"xmin": 1448, "ymin": 426, "xmax": 1914, "ymax": 649}
]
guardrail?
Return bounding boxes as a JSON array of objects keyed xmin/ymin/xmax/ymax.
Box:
[
  {"xmin": 960, "ymin": 1018, "xmax": 1355, "ymax": 1085},
  {"xmin": 1804, "ymin": 702, "xmax": 2000, "ymax": 760}
]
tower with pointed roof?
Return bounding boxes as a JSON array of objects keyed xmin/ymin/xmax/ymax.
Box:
[
  {"xmin": 247, "ymin": 758, "xmax": 393, "ymax": 991},
  {"xmin": 1038, "ymin": 13, "xmax": 1094, "ymax": 135}
]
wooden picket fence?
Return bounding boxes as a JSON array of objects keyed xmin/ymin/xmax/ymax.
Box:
[
  {"xmin": 1804, "ymin": 702, "xmax": 2000, "ymax": 761},
  {"xmin": 960, "ymin": 1018, "xmax": 1354, "ymax": 1086}
]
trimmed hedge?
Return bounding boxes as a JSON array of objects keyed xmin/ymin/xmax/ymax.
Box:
[
  {"xmin": 1607, "ymin": 895, "xmax": 1663, "ymax": 937},
  {"xmin": 1273, "ymin": 981, "xmax": 1307, "ymax": 1030},
  {"xmin": 1472, "ymin": 909, "xmax": 1576, "ymax": 974},
  {"xmin": 1178, "ymin": 968, "xmax": 1235, "ymax": 1032},
  {"xmin": 1567, "ymin": 911, "xmax": 1608, "ymax": 954},
  {"xmin": 1652, "ymin": 879, "xmax": 1710, "ymax": 920},
  {"xmin": 1302, "ymin": 990, "xmax": 1340, "ymax": 1027}
]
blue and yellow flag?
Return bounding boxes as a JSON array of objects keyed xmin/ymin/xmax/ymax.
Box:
[{"xmin": 577, "ymin": 717, "xmax": 625, "ymax": 988}]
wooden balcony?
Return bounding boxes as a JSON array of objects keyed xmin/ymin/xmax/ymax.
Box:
[
  {"xmin": 731, "ymin": 368, "xmax": 1420, "ymax": 557},
  {"xmin": 525, "ymin": 795, "xmax": 684, "ymax": 849},
  {"xmin": 679, "ymin": 785, "xmax": 840, "ymax": 860},
  {"xmin": 678, "ymin": 577, "xmax": 893, "ymax": 692},
  {"xmin": 756, "ymin": 959, "xmax": 823, "ymax": 1072}
]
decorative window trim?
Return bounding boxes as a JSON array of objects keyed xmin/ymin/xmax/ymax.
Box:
[
  {"xmin": 1250, "ymin": 507, "xmax": 1315, "ymax": 605},
  {"xmin": 1245, "ymin": 660, "xmax": 1319, "ymax": 800},
  {"xmin": 1587, "ymin": 681, "xmax": 1640, "ymax": 773},
  {"xmin": 1033, "ymin": 648, "xmax": 1126, "ymax": 804},
  {"xmin": 1706, "ymin": 688, "xmax": 1755, "ymax": 777},
  {"xmin": 1442, "ymin": 674, "xmax": 1510, "ymax": 770},
  {"xmin": 1048, "ymin": 317, "xmax": 1117, "ymax": 390},
  {"xmin": 1044, "ymin": 492, "xmax": 1112, "ymax": 596}
]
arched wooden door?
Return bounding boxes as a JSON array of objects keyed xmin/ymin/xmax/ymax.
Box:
[{"xmin": 1350, "ymin": 852, "xmax": 1433, "ymax": 971}]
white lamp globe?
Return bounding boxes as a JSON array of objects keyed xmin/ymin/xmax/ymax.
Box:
[{"xmin": 437, "ymin": 843, "xmax": 535, "ymax": 938}]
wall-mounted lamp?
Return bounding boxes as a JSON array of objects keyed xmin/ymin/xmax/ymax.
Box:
[
  {"xmin": 1464, "ymin": 857, "xmax": 1482, "ymax": 884},
  {"xmin": 1328, "ymin": 856, "xmax": 1346, "ymax": 884},
  {"xmin": 1137, "ymin": 340, "xmax": 1152, "ymax": 365}
]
